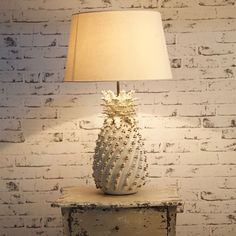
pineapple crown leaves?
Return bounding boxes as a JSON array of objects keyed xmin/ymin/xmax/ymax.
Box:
[{"xmin": 101, "ymin": 90, "xmax": 137, "ymax": 122}]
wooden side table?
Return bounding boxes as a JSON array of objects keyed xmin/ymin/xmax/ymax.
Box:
[{"xmin": 52, "ymin": 186, "xmax": 183, "ymax": 236}]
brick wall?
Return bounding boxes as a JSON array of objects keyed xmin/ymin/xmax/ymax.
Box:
[{"xmin": 0, "ymin": 0, "xmax": 236, "ymax": 235}]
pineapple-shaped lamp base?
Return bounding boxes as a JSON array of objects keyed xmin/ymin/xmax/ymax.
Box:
[{"xmin": 93, "ymin": 90, "xmax": 148, "ymax": 195}]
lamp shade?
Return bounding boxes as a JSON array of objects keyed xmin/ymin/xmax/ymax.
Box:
[{"xmin": 65, "ymin": 10, "xmax": 172, "ymax": 82}]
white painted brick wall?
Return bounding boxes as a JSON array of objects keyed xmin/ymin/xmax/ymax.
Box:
[{"xmin": 0, "ymin": 0, "xmax": 236, "ymax": 235}]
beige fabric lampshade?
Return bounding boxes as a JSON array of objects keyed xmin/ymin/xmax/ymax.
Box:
[{"xmin": 65, "ymin": 10, "xmax": 172, "ymax": 82}]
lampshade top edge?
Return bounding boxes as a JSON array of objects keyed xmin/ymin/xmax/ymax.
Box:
[{"xmin": 72, "ymin": 9, "xmax": 161, "ymax": 16}]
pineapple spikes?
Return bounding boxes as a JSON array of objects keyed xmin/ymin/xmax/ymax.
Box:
[{"xmin": 101, "ymin": 90, "xmax": 137, "ymax": 122}]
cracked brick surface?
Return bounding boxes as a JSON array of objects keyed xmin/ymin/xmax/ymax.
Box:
[{"xmin": 0, "ymin": 0, "xmax": 236, "ymax": 235}]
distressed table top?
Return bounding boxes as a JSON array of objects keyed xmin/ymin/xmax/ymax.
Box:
[{"xmin": 52, "ymin": 186, "xmax": 183, "ymax": 209}]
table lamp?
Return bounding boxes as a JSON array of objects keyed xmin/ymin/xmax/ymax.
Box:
[{"xmin": 64, "ymin": 10, "xmax": 172, "ymax": 195}]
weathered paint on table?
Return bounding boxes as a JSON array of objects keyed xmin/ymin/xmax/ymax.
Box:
[{"xmin": 52, "ymin": 186, "xmax": 183, "ymax": 236}]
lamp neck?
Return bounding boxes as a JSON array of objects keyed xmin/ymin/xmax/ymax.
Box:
[{"xmin": 116, "ymin": 81, "xmax": 120, "ymax": 96}]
